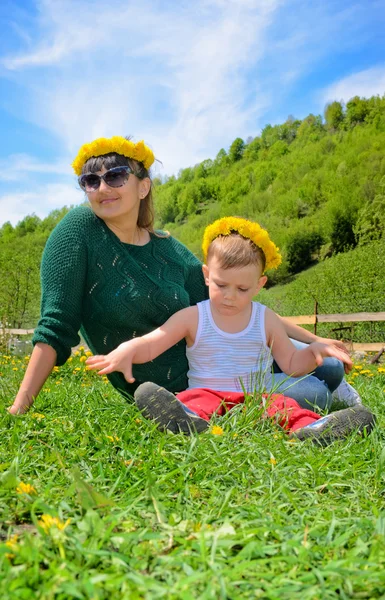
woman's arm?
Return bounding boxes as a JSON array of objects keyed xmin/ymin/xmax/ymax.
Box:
[
  {"xmin": 9, "ymin": 208, "xmax": 91, "ymax": 415},
  {"xmin": 8, "ymin": 343, "xmax": 57, "ymax": 414},
  {"xmin": 266, "ymin": 309, "xmax": 352, "ymax": 376},
  {"xmin": 279, "ymin": 316, "xmax": 348, "ymax": 351}
]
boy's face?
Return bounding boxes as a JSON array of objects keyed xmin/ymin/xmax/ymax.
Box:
[{"xmin": 202, "ymin": 256, "xmax": 267, "ymax": 317}]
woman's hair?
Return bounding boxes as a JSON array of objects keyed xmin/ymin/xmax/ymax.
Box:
[
  {"xmin": 207, "ymin": 233, "xmax": 266, "ymax": 272},
  {"xmin": 81, "ymin": 146, "xmax": 154, "ymax": 232}
]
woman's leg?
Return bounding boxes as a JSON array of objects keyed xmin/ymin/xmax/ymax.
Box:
[
  {"xmin": 272, "ymin": 339, "xmax": 344, "ymax": 393},
  {"xmin": 268, "ymin": 372, "xmax": 332, "ymax": 410}
]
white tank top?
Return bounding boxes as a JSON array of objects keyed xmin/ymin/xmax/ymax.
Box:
[{"xmin": 186, "ymin": 300, "xmax": 273, "ymax": 393}]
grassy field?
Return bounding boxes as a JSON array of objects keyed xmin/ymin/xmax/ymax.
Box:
[{"xmin": 1, "ymin": 349, "xmax": 385, "ymax": 599}]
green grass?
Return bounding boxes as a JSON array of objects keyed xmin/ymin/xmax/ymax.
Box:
[{"xmin": 1, "ymin": 350, "xmax": 385, "ymax": 599}]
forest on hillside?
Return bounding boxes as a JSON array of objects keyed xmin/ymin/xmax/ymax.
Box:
[{"xmin": 1, "ymin": 95, "xmax": 384, "ymax": 332}]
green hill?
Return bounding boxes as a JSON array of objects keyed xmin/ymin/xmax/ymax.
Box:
[{"xmin": 1, "ymin": 94, "xmax": 384, "ymax": 339}]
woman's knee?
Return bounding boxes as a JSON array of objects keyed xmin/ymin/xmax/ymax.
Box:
[{"xmin": 313, "ymin": 357, "xmax": 344, "ymax": 393}]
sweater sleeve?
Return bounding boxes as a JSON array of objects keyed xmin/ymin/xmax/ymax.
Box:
[
  {"xmin": 32, "ymin": 207, "xmax": 90, "ymax": 365},
  {"xmin": 166, "ymin": 235, "xmax": 208, "ymax": 306}
]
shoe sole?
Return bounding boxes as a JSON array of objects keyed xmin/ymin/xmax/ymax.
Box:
[
  {"xmin": 134, "ymin": 382, "xmax": 209, "ymax": 434},
  {"xmin": 292, "ymin": 405, "xmax": 376, "ymax": 446}
]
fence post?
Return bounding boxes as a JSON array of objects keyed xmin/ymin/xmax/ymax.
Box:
[{"xmin": 314, "ymin": 300, "xmax": 318, "ymax": 336}]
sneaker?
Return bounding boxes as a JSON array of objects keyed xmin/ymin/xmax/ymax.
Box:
[
  {"xmin": 291, "ymin": 405, "xmax": 376, "ymax": 446},
  {"xmin": 332, "ymin": 379, "xmax": 362, "ymax": 406},
  {"xmin": 134, "ymin": 382, "xmax": 209, "ymax": 434}
]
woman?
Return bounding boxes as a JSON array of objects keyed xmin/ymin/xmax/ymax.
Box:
[{"xmin": 8, "ymin": 135, "xmax": 353, "ymax": 415}]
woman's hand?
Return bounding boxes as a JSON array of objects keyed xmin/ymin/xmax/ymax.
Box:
[{"xmin": 86, "ymin": 341, "xmax": 137, "ymax": 383}]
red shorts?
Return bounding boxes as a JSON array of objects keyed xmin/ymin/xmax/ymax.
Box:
[{"xmin": 176, "ymin": 388, "xmax": 321, "ymax": 432}]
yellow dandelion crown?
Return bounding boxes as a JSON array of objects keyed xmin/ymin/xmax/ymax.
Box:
[
  {"xmin": 202, "ymin": 217, "xmax": 282, "ymax": 272},
  {"xmin": 71, "ymin": 136, "xmax": 155, "ymax": 175}
]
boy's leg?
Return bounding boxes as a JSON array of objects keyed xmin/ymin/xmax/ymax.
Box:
[
  {"xmin": 177, "ymin": 388, "xmax": 245, "ymax": 420},
  {"xmin": 134, "ymin": 383, "xmax": 209, "ymax": 434},
  {"xmin": 265, "ymin": 394, "xmax": 321, "ymax": 431},
  {"xmin": 266, "ymin": 393, "xmax": 376, "ymax": 444},
  {"xmin": 134, "ymin": 384, "xmax": 244, "ymax": 434},
  {"xmin": 291, "ymin": 406, "xmax": 376, "ymax": 445}
]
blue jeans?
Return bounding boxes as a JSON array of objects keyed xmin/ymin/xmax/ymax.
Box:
[{"xmin": 270, "ymin": 340, "xmax": 345, "ymax": 411}]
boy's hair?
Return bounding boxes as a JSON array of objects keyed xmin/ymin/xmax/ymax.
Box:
[{"xmin": 206, "ymin": 233, "xmax": 266, "ymax": 271}]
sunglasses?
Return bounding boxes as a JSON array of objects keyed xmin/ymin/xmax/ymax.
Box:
[{"xmin": 78, "ymin": 166, "xmax": 133, "ymax": 192}]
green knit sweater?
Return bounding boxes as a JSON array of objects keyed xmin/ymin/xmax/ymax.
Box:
[{"xmin": 33, "ymin": 205, "xmax": 208, "ymax": 398}]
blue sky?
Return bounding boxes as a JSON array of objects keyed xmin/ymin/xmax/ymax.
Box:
[{"xmin": 1, "ymin": 0, "xmax": 384, "ymax": 226}]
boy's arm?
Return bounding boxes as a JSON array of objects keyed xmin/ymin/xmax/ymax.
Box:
[
  {"xmin": 266, "ymin": 309, "xmax": 352, "ymax": 376},
  {"xmin": 86, "ymin": 306, "xmax": 197, "ymax": 382}
]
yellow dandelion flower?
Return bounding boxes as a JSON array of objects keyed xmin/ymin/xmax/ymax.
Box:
[
  {"xmin": 53, "ymin": 366, "xmax": 60, "ymax": 372},
  {"xmin": 38, "ymin": 514, "xmax": 70, "ymax": 534},
  {"xmin": 106, "ymin": 434, "xmax": 120, "ymax": 443},
  {"xmin": 43, "ymin": 387, "xmax": 51, "ymax": 393},
  {"xmin": 74, "ymin": 351, "xmax": 80, "ymax": 356},
  {"xmin": 80, "ymin": 356, "xmax": 87, "ymax": 363},
  {"xmin": 74, "ymin": 367, "xmax": 81, "ymax": 372},
  {"xmin": 12, "ymin": 367, "xmax": 18, "ymax": 371},
  {"xmin": 211, "ymin": 425, "xmax": 224, "ymax": 436},
  {"xmin": 16, "ymin": 482, "xmax": 37, "ymax": 495},
  {"xmin": 5, "ymin": 534, "xmax": 19, "ymax": 552},
  {"xmin": 85, "ymin": 351, "xmax": 93, "ymax": 357},
  {"xmin": 67, "ymin": 357, "xmax": 73, "ymax": 363},
  {"xmin": 31, "ymin": 412, "xmax": 45, "ymax": 420},
  {"xmin": 78, "ymin": 346, "xmax": 85, "ymax": 351},
  {"xmin": 269, "ymin": 457, "xmax": 277, "ymax": 465}
]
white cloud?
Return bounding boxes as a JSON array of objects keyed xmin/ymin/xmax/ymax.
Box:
[
  {"xmin": 0, "ymin": 183, "xmax": 82, "ymax": 226},
  {"xmin": 0, "ymin": 154, "xmax": 70, "ymax": 181},
  {"xmin": 321, "ymin": 65, "xmax": 385, "ymax": 105},
  {"xmin": 1, "ymin": 0, "xmax": 280, "ymax": 174}
]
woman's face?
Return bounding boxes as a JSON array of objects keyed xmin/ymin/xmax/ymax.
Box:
[{"xmin": 85, "ymin": 166, "xmax": 150, "ymax": 224}]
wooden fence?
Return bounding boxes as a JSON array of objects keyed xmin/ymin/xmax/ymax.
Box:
[
  {"xmin": 2, "ymin": 311, "xmax": 385, "ymax": 352},
  {"xmin": 283, "ymin": 310, "xmax": 385, "ymax": 352}
]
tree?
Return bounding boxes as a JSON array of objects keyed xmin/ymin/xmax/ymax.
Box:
[
  {"xmin": 346, "ymin": 96, "xmax": 369, "ymax": 127},
  {"xmin": 330, "ymin": 212, "xmax": 356, "ymax": 253},
  {"xmin": 354, "ymin": 176, "xmax": 385, "ymax": 245},
  {"xmin": 286, "ymin": 231, "xmax": 323, "ymax": 274},
  {"xmin": 324, "ymin": 101, "xmax": 344, "ymax": 129},
  {"xmin": 229, "ymin": 138, "xmax": 245, "ymax": 162}
]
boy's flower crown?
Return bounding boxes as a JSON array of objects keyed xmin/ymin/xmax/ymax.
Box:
[
  {"xmin": 71, "ymin": 136, "xmax": 155, "ymax": 175},
  {"xmin": 202, "ymin": 217, "xmax": 282, "ymax": 271}
]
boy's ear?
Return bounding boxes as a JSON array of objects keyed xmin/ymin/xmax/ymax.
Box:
[
  {"xmin": 255, "ymin": 275, "xmax": 268, "ymax": 294},
  {"xmin": 202, "ymin": 264, "xmax": 210, "ymax": 286}
]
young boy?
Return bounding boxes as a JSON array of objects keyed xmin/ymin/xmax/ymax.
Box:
[{"xmin": 86, "ymin": 217, "xmax": 375, "ymax": 444}]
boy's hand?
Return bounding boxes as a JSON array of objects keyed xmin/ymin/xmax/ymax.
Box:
[
  {"xmin": 86, "ymin": 342, "xmax": 136, "ymax": 383},
  {"xmin": 308, "ymin": 342, "xmax": 353, "ymax": 373}
]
